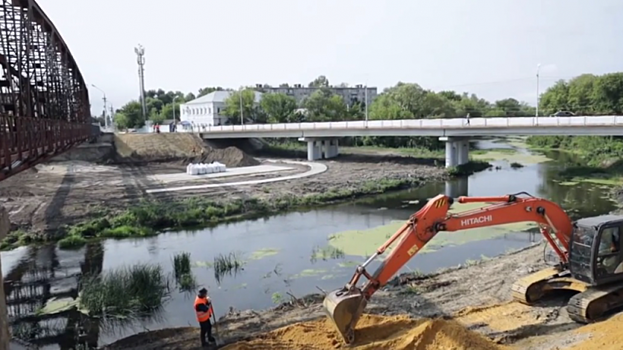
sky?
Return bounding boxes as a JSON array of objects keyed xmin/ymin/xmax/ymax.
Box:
[{"xmin": 37, "ymin": 0, "xmax": 623, "ymax": 116}]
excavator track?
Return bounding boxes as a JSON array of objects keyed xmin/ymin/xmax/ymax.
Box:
[
  {"xmin": 567, "ymin": 283, "xmax": 623, "ymax": 323},
  {"xmin": 511, "ymin": 267, "xmax": 564, "ymax": 304}
]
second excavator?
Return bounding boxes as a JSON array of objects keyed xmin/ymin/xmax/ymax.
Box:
[{"xmin": 323, "ymin": 192, "xmax": 623, "ymax": 344}]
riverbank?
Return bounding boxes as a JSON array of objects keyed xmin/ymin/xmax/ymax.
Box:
[
  {"xmin": 102, "ymin": 242, "xmax": 612, "ymax": 350},
  {"xmin": 3, "ymin": 143, "xmax": 483, "ymax": 250}
]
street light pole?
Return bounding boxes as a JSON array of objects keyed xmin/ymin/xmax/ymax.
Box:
[
  {"xmin": 91, "ymin": 84, "xmax": 107, "ymax": 129},
  {"xmin": 172, "ymin": 96, "xmax": 180, "ymax": 121},
  {"xmin": 536, "ymin": 63, "xmax": 541, "ymax": 118}
]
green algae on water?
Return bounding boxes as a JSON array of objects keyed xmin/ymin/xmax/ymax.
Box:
[
  {"xmin": 293, "ymin": 268, "xmax": 327, "ymax": 279},
  {"xmin": 328, "ymin": 202, "xmax": 537, "ymax": 257},
  {"xmin": 249, "ymin": 248, "xmax": 280, "ymax": 260}
]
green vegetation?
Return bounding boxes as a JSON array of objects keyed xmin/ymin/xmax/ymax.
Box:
[
  {"xmin": 510, "ymin": 162, "xmax": 524, "ymax": 169},
  {"xmin": 328, "ymin": 202, "xmax": 536, "ymax": 257},
  {"xmin": 310, "ymin": 245, "xmax": 345, "ymax": 262},
  {"xmin": 0, "ymin": 230, "xmax": 42, "ymax": 250},
  {"xmin": 446, "ymin": 160, "xmax": 492, "ymax": 177},
  {"xmin": 172, "ymin": 252, "xmax": 197, "ymax": 292},
  {"xmin": 249, "ymin": 248, "xmax": 280, "ymax": 260},
  {"xmin": 79, "ymin": 264, "xmax": 171, "ymax": 317},
  {"xmin": 213, "ymin": 252, "xmax": 244, "ymax": 283},
  {"xmin": 0, "ymin": 178, "xmax": 435, "ymax": 251},
  {"xmin": 525, "ymin": 72, "xmax": 623, "ymax": 182}
]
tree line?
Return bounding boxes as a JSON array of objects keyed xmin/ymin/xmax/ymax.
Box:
[
  {"xmin": 526, "ymin": 72, "xmax": 623, "ymax": 165},
  {"xmin": 110, "ymin": 72, "xmax": 622, "ymax": 151}
]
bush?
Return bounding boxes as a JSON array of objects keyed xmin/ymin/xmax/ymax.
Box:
[{"xmin": 79, "ymin": 264, "xmax": 171, "ymax": 317}]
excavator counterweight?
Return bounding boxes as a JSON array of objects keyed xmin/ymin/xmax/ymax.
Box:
[{"xmin": 323, "ymin": 193, "xmax": 623, "ymax": 345}]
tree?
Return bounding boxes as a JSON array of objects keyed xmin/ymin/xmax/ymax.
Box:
[
  {"xmin": 302, "ymin": 88, "xmax": 347, "ymax": 121},
  {"xmin": 117, "ymin": 100, "xmax": 145, "ymax": 128},
  {"xmin": 114, "ymin": 112, "xmax": 129, "ymax": 130},
  {"xmin": 308, "ymin": 75, "xmax": 330, "ymax": 88},
  {"xmin": 223, "ymin": 89, "xmax": 258, "ymax": 124},
  {"xmin": 260, "ymin": 93, "xmax": 298, "ymax": 123}
]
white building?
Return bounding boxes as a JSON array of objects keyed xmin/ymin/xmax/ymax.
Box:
[{"xmin": 179, "ymin": 90, "xmax": 263, "ymax": 127}]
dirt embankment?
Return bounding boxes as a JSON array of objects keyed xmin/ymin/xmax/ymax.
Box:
[
  {"xmin": 113, "ymin": 133, "xmax": 258, "ymax": 167},
  {"xmin": 102, "ymin": 242, "xmax": 623, "ymax": 350}
]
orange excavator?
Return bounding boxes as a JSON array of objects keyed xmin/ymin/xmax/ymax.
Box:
[{"xmin": 323, "ymin": 192, "xmax": 623, "ymax": 344}]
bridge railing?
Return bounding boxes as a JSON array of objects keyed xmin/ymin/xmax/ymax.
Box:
[{"xmin": 190, "ymin": 115, "xmax": 623, "ymax": 133}]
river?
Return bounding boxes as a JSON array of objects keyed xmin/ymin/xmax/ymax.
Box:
[{"xmin": 1, "ymin": 138, "xmax": 620, "ymax": 349}]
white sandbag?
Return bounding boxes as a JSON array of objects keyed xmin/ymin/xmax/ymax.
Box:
[
  {"xmin": 190, "ymin": 164, "xmax": 199, "ymax": 175},
  {"xmin": 186, "ymin": 164, "xmax": 192, "ymax": 175}
]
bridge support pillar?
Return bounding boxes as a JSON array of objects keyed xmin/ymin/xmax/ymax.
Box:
[
  {"xmin": 299, "ymin": 138, "xmax": 339, "ymax": 161},
  {"xmin": 0, "ymin": 206, "xmax": 9, "ymax": 350},
  {"xmin": 439, "ymin": 137, "xmax": 470, "ymax": 168}
]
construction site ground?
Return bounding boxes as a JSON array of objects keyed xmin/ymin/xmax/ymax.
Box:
[
  {"xmin": 0, "ymin": 133, "xmax": 445, "ymax": 237},
  {"xmin": 102, "ymin": 243, "xmax": 622, "ymax": 350}
]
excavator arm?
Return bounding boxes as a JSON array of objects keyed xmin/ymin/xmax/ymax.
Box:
[{"xmin": 323, "ymin": 192, "xmax": 573, "ymax": 344}]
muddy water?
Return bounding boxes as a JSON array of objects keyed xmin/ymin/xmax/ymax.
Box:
[{"xmin": 1, "ymin": 139, "xmax": 620, "ymax": 348}]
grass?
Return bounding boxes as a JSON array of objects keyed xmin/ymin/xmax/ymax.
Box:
[
  {"xmin": 172, "ymin": 252, "xmax": 196, "ymax": 292},
  {"xmin": 213, "ymin": 252, "xmax": 244, "ymax": 283},
  {"xmin": 0, "ymin": 177, "xmax": 433, "ymax": 251},
  {"xmin": 79, "ymin": 264, "xmax": 171, "ymax": 317},
  {"xmin": 310, "ymin": 245, "xmax": 345, "ymax": 263}
]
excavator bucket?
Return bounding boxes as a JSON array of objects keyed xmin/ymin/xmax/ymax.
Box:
[{"xmin": 322, "ymin": 288, "xmax": 367, "ymax": 344}]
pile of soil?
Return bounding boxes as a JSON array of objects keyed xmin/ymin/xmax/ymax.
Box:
[
  {"xmin": 183, "ymin": 146, "xmax": 259, "ymax": 168},
  {"xmin": 113, "ymin": 133, "xmax": 258, "ymax": 167},
  {"xmin": 221, "ymin": 314, "xmax": 506, "ymax": 350}
]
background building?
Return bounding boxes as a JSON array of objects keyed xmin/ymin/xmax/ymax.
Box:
[
  {"xmin": 179, "ymin": 90, "xmax": 263, "ymax": 127},
  {"xmin": 256, "ymin": 84, "xmax": 377, "ymax": 107}
]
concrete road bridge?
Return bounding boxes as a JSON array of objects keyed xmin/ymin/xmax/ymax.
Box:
[{"xmin": 198, "ymin": 115, "xmax": 623, "ymax": 167}]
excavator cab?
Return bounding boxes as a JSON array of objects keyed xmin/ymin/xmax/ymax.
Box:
[{"xmin": 569, "ymin": 215, "xmax": 623, "ymax": 286}]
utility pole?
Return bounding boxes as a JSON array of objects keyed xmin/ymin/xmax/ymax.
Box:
[
  {"xmin": 172, "ymin": 96, "xmax": 180, "ymax": 121},
  {"xmin": 90, "ymin": 84, "xmax": 107, "ymax": 129},
  {"xmin": 110, "ymin": 105, "xmax": 114, "ymax": 131},
  {"xmin": 239, "ymin": 88, "xmax": 244, "ymax": 125},
  {"xmin": 135, "ymin": 45, "xmax": 147, "ymax": 122},
  {"xmin": 364, "ymin": 85, "xmax": 369, "ymax": 122},
  {"xmin": 536, "ymin": 63, "xmax": 541, "ymax": 118}
]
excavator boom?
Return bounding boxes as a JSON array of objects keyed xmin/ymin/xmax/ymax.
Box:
[{"xmin": 323, "ymin": 192, "xmax": 573, "ymax": 344}]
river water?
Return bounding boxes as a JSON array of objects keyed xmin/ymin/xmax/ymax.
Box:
[{"xmin": 1, "ymin": 139, "xmax": 620, "ymax": 349}]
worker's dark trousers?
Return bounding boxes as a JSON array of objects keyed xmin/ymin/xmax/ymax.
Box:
[{"xmin": 200, "ymin": 320, "xmax": 215, "ymax": 345}]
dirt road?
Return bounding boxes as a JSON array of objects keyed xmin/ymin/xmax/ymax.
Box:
[{"xmin": 102, "ymin": 242, "xmax": 619, "ymax": 350}]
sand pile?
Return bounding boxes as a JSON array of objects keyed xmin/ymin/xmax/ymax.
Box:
[
  {"xmin": 567, "ymin": 313, "xmax": 623, "ymax": 350},
  {"xmin": 221, "ymin": 314, "xmax": 507, "ymax": 350}
]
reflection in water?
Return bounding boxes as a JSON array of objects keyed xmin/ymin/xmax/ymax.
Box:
[
  {"xmin": 5, "ymin": 243, "xmax": 103, "ymax": 349},
  {"xmin": 445, "ymin": 177, "xmax": 469, "ymax": 198}
]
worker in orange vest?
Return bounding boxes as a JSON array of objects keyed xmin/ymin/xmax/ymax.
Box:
[{"xmin": 195, "ymin": 287, "xmax": 216, "ymax": 346}]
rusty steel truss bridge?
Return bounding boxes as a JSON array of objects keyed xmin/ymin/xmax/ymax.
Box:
[{"xmin": 0, "ymin": 0, "xmax": 91, "ymax": 182}]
